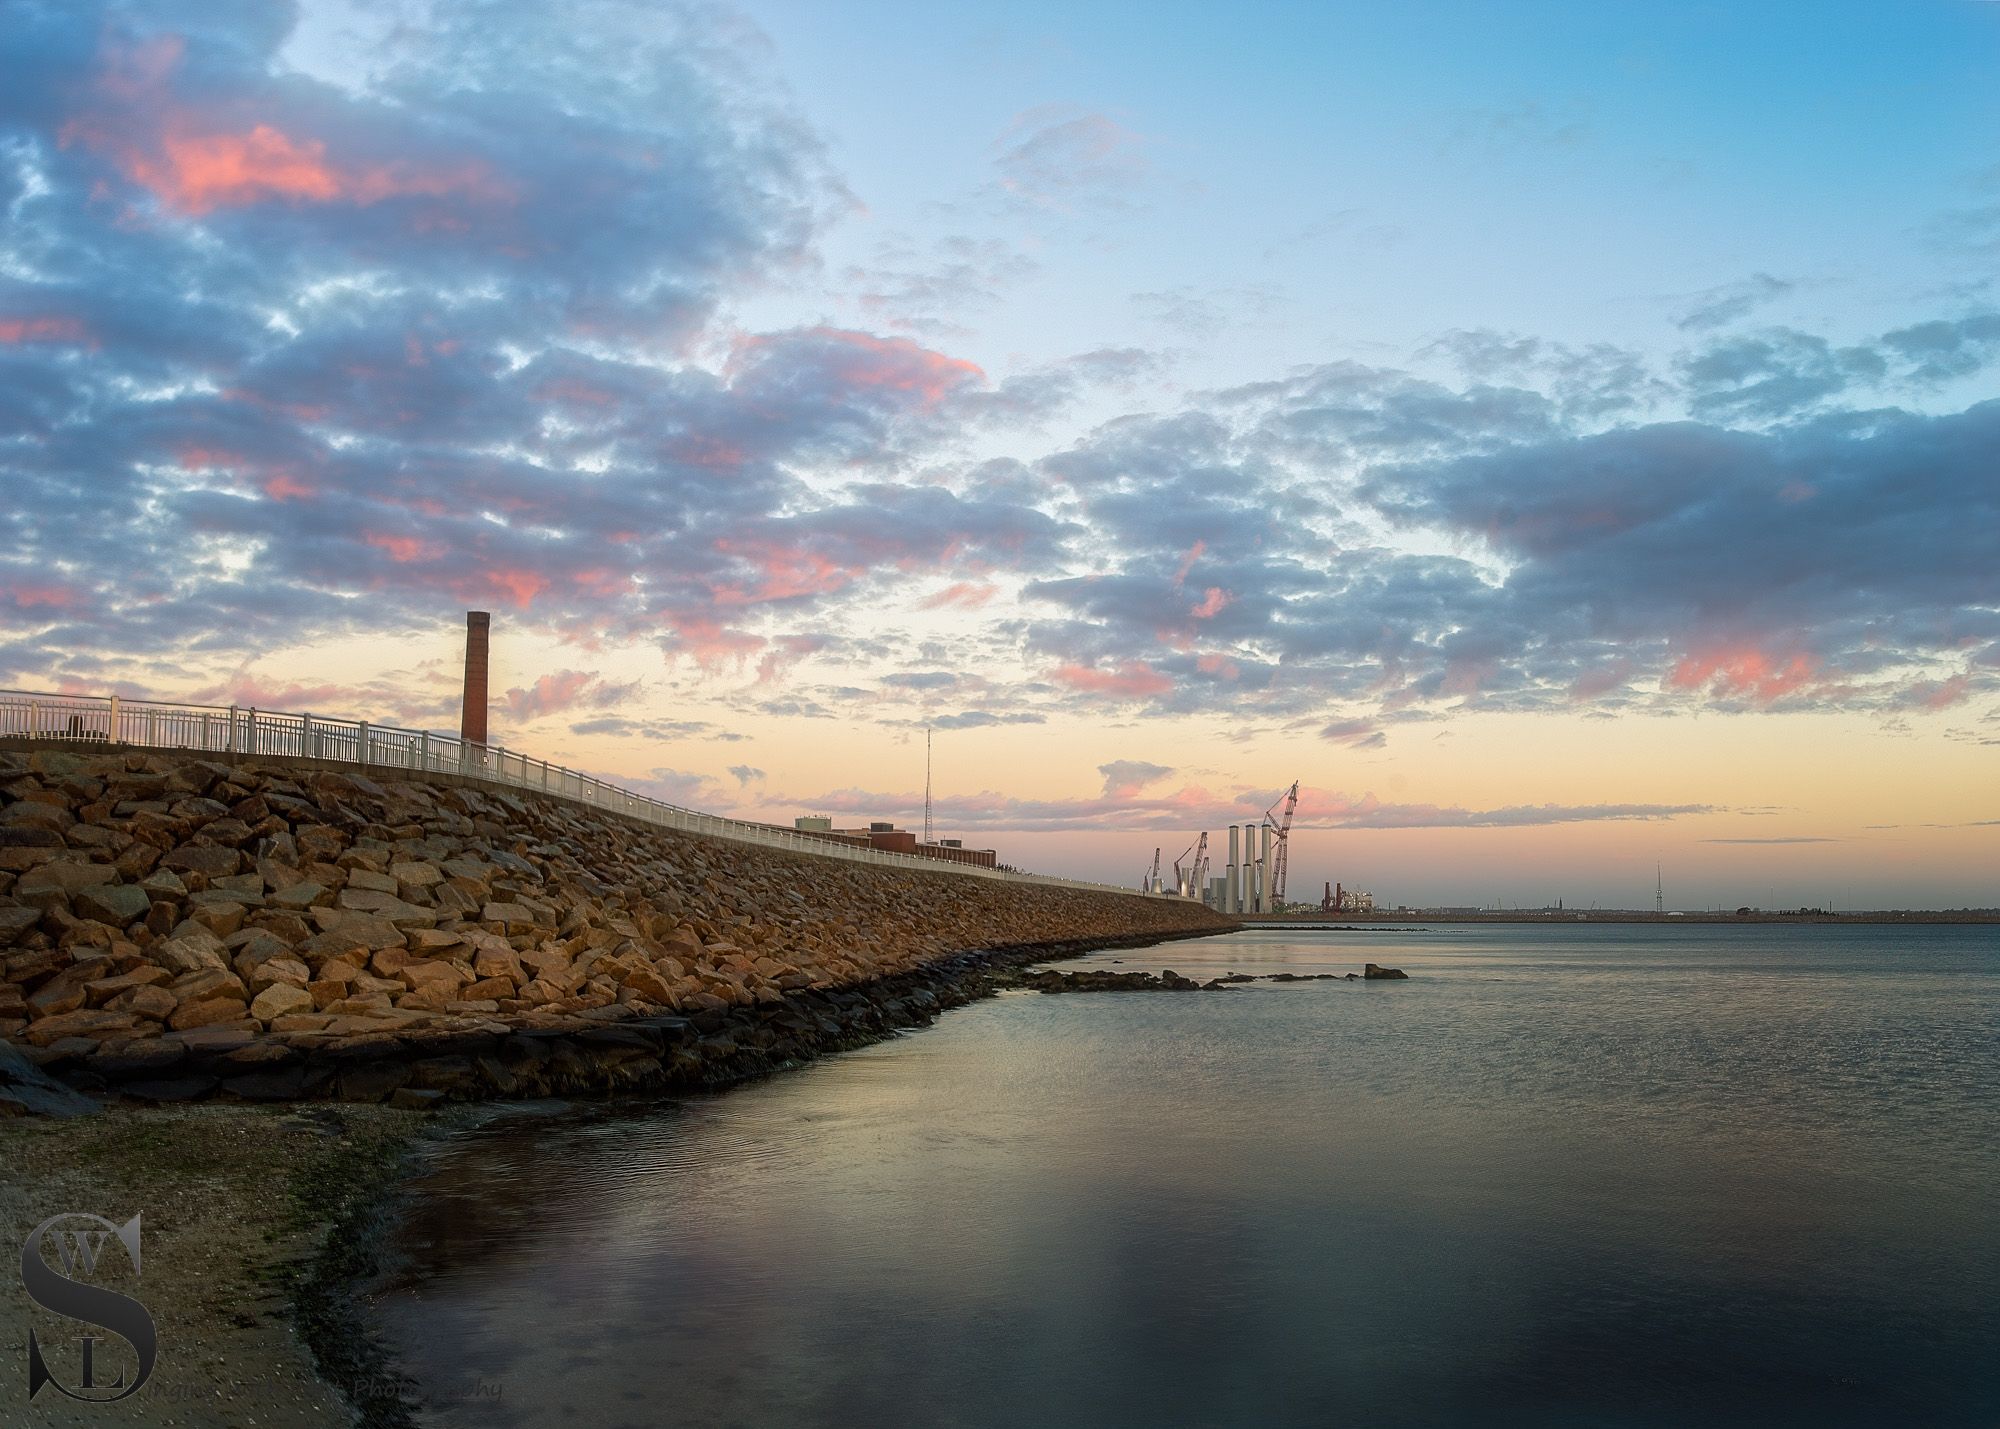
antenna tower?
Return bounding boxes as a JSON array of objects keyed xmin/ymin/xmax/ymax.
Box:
[
  {"xmin": 924, "ymin": 726, "xmax": 933, "ymax": 845},
  {"xmin": 1656, "ymin": 864, "xmax": 1664, "ymax": 916}
]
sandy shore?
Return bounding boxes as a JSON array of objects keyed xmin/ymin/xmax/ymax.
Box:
[{"xmin": 2, "ymin": 1101, "xmax": 453, "ymax": 1427}]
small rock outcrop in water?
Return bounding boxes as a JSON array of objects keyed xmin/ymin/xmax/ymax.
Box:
[
  {"xmin": 1363, "ymin": 963, "xmax": 1409, "ymax": 980},
  {"xmin": 1015, "ymin": 968, "xmax": 1219, "ymax": 994},
  {"xmin": 0, "ymin": 747, "xmax": 1227, "ymax": 1106},
  {"xmin": 1012, "ymin": 967, "xmax": 1395, "ymax": 993}
]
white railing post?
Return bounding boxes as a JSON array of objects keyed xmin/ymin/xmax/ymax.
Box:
[
  {"xmin": 107, "ymin": 694, "xmax": 119, "ymax": 743},
  {"xmin": 301, "ymin": 713, "xmax": 314, "ymax": 759},
  {"xmin": 357, "ymin": 721, "xmax": 369, "ymax": 766}
]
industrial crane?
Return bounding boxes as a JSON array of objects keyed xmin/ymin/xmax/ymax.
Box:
[
  {"xmin": 1142, "ymin": 846, "xmax": 1161, "ymax": 893},
  {"xmin": 1263, "ymin": 781, "xmax": 1299, "ymax": 905},
  {"xmin": 1173, "ymin": 832, "xmax": 1210, "ymax": 898}
]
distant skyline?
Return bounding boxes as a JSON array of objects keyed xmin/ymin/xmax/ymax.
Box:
[{"xmin": 2, "ymin": 1, "xmax": 1996, "ymax": 906}]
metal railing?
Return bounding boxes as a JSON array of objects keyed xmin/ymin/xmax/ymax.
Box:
[{"xmin": 0, "ymin": 689, "xmax": 1173, "ymax": 900}]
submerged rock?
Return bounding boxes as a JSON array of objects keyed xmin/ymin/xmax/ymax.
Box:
[
  {"xmin": 1362, "ymin": 963, "xmax": 1409, "ymax": 980},
  {"xmin": 1015, "ymin": 968, "xmax": 1222, "ymax": 994}
]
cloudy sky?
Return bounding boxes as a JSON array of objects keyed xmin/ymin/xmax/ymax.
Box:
[{"xmin": 3, "ymin": 0, "xmax": 1996, "ymax": 906}]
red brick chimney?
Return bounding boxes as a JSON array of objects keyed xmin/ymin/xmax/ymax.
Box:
[{"xmin": 460, "ymin": 610, "xmax": 491, "ymax": 745}]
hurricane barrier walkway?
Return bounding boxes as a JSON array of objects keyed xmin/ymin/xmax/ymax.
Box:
[{"xmin": 0, "ymin": 689, "xmax": 1173, "ymax": 901}]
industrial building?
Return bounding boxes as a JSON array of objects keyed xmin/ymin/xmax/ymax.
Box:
[
  {"xmin": 1192, "ymin": 783, "xmax": 1299, "ymax": 915},
  {"xmin": 792, "ymin": 816, "xmax": 999, "ymax": 869}
]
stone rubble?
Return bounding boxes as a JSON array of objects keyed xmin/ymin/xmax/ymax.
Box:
[{"xmin": 0, "ymin": 748, "xmax": 1227, "ymax": 1106}]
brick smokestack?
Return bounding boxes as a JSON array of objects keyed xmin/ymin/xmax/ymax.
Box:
[{"xmin": 460, "ymin": 610, "xmax": 491, "ymax": 746}]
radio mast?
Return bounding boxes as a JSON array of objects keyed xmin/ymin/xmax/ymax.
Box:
[{"xmin": 924, "ymin": 726, "xmax": 933, "ymax": 844}]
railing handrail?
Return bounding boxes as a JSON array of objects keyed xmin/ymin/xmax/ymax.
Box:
[{"xmin": 0, "ymin": 688, "xmax": 1177, "ymax": 901}]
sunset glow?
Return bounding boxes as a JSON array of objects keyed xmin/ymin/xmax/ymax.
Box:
[{"xmin": 1, "ymin": 0, "xmax": 1994, "ymax": 907}]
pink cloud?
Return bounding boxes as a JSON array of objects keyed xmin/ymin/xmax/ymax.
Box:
[
  {"xmin": 711, "ymin": 538, "xmax": 864, "ymax": 604},
  {"xmin": 458, "ymin": 567, "xmax": 548, "ymax": 610},
  {"xmin": 2, "ymin": 582, "xmax": 85, "ymax": 612},
  {"xmin": 918, "ymin": 581, "xmax": 998, "ymax": 610},
  {"xmin": 1049, "ymin": 660, "xmax": 1173, "ymax": 699},
  {"xmin": 363, "ymin": 531, "xmax": 444, "ymax": 564},
  {"xmin": 189, "ymin": 674, "xmax": 360, "ymax": 709},
  {"xmin": 1190, "ymin": 586, "xmax": 1231, "ymax": 619},
  {"xmin": 502, "ymin": 669, "xmax": 639, "ymax": 721},
  {"xmin": 734, "ymin": 327, "xmax": 984, "ymax": 408},
  {"xmin": 1905, "ymin": 673, "xmax": 1971, "ymax": 711},
  {"xmin": 261, "ymin": 473, "xmax": 316, "ymax": 502},
  {"xmin": 60, "ymin": 33, "xmax": 513, "ymax": 217},
  {"xmin": 0, "ymin": 315, "xmax": 90, "ymax": 345},
  {"xmin": 1667, "ymin": 644, "xmax": 1818, "ymax": 703},
  {"xmin": 1171, "ymin": 540, "xmax": 1205, "ymax": 591},
  {"xmin": 663, "ymin": 615, "xmax": 766, "ymax": 672}
]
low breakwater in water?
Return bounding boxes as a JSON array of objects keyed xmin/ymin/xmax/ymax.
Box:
[{"xmin": 0, "ymin": 746, "xmax": 1226, "ymax": 1110}]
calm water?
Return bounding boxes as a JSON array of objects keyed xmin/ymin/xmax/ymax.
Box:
[{"xmin": 375, "ymin": 925, "xmax": 2000, "ymax": 1427}]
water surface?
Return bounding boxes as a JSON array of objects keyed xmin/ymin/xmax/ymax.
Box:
[{"xmin": 376, "ymin": 924, "xmax": 2000, "ymax": 1426}]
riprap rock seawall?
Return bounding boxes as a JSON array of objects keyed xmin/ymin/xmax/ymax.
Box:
[{"xmin": 0, "ymin": 747, "xmax": 1227, "ymax": 1106}]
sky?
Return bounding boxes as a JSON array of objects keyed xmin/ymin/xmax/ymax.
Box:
[{"xmin": 2, "ymin": 0, "xmax": 1996, "ymax": 908}]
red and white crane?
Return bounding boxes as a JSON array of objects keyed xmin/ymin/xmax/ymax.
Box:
[{"xmin": 1263, "ymin": 781, "xmax": 1299, "ymax": 905}]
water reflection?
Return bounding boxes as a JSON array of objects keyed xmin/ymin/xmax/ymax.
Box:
[{"xmin": 376, "ymin": 925, "xmax": 2000, "ymax": 1427}]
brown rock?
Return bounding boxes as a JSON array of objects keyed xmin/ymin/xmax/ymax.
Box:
[
  {"xmin": 160, "ymin": 845, "xmax": 243, "ymax": 881},
  {"xmin": 152, "ymin": 934, "xmax": 228, "ymax": 975},
  {"xmin": 250, "ymin": 984, "xmax": 314, "ymax": 1021},
  {"xmin": 307, "ymin": 908, "xmax": 406, "ymax": 950},
  {"xmin": 482, "ymin": 902, "xmax": 539, "ymax": 934},
  {"xmin": 0, "ymin": 905, "xmax": 46, "ymax": 940},
  {"xmin": 0, "ymin": 801, "xmax": 73, "ymax": 832},
  {"xmin": 391, "ymin": 861, "xmax": 444, "ymax": 892},
  {"xmin": 16, "ymin": 860, "xmax": 119, "ymax": 900},
  {"xmin": 27, "ymin": 982, "xmax": 86, "ymax": 1017},
  {"xmin": 344, "ymin": 867, "xmax": 399, "ymax": 895},
  {"xmin": 472, "ymin": 946, "xmax": 525, "ymax": 983},
  {"xmin": 171, "ymin": 968, "xmax": 248, "ymax": 1004},
  {"xmin": 398, "ymin": 960, "xmax": 471, "ymax": 993},
  {"xmin": 107, "ymin": 985, "xmax": 177, "ymax": 1021},
  {"xmin": 245, "ymin": 957, "xmax": 311, "ymax": 994},
  {"xmin": 269, "ymin": 1012, "xmax": 333, "ymax": 1033},
  {"xmin": 25, "ymin": 1008, "xmax": 139, "ymax": 1045},
  {"xmin": 169, "ymin": 997, "xmax": 251, "ymax": 1030},
  {"xmin": 622, "ymin": 965, "xmax": 679, "ymax": 1005},
  {"xmin": 84, "ymin": 966, "xmax": 170, "ymax": 1004},
  {"xmin": 265, "ymin": 881, "xmax": 328, "ymax": 911},
  {"xmin": 186, "ymin": 900, "xmax": 247, "ymax": 937}
]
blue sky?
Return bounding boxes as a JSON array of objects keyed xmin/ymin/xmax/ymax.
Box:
[
  {"xmin": 3, "ymin": 0, "xmax": 1996, "ymax": 903},
  {"xmin": 733, "ymin": 0, "xmax": 1999, "ymax": 388}
]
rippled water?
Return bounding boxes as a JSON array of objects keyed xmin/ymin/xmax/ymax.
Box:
[{"xmin": 374, "ymin": 924, "xmax": 2000, "ymax": 1427}]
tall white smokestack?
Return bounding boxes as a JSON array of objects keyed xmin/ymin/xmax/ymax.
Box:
[
  {"xmin": 1226, "ymin": 825, "xmax": 1240, "ymax": 915},
  {"xmin": 1258, "ymin": 823, "xmax": 1271, "ymax": 913}
]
